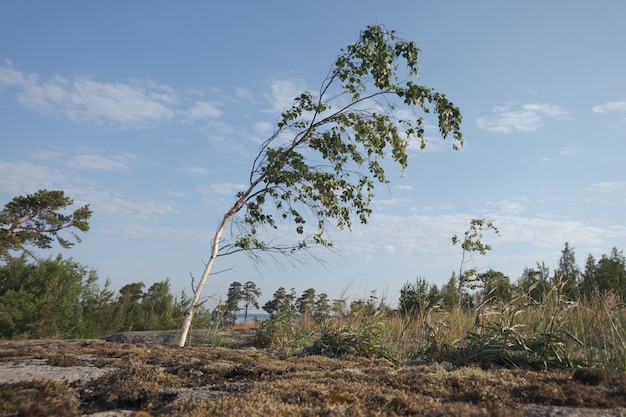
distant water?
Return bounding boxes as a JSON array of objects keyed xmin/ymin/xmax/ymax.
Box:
[{"xmin": 235, "ymin": 313, "xmax": 270, "ymax": 323}]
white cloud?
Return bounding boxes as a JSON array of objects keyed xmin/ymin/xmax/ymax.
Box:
[
  {"xmin": 583, "ymin": 181, "xmax": 626, "ymax": 193},
  {"xmin": 254, "ymin": 121, "xmax": 274, "ymax": 134},
  {"xmin": 183, "ymin": 100, "xmax": 223, "ymax": 121},
  {"xmin": 0, "ymin": 62, "xmax": 223, "ymax": 128},
  {"xmin": 84, "ymin": 190, "xmax": 178, "ymax": 221},
  {"xmin": 344, "ymin": 213, "xmax": 467, "ymax": 260},
  {"xmin": 27, "ymin": 146, "xmax": 138, "ymax": 172},
  {"xmin": 263, "ymin": 78, "xmax": 309, "ymax": 114},
  {"xmin": 492, "ymin": 215, "xmax": 611, "ymax": 248},
  {"xmin": 592, "ymin": 101, "xmax": 626, "ymax": 113},
  {"xmin": 373, "ymin": 197, "xmax": 411, "ymax": 208},
  {"xmin": 560, "ymin": 146, "xmax": 578, "ymax": 156},
  {"xmin": 105, "ymin": 223, "xmax": 209, "ymax": 241},
  {"xmin": 328, "ymin": 210, "xmax": 626, "ymax": 285},
  {"xmin": 30, "ymin": 148, "xmax": 65, "ymax": 161},
  {"xmin": 0, "ymin": 61, "xmax": 32, "ymax": 87},
  {"xmin": 199, "ymin": 182, "xmax": 247, "ymax": 196},
  {"xmin": 67, "ymin": 154, "xmax": 133, "ymax": 171},
  {"xmin": 235, "ymin": 87, "xmax": 255, "ymax": 101},
  {"xmin": 485, "ymin": 198, "xmax": 527, "ymax": 215},
  {"xmin": 17, "ymin": 77, "xmax": 178, "ymax": 126},
  {"xmin": 476, "ymin": 102, "xmax": 567, "ymax": 133},
  {"xmin": 181, "ymin": 165, "xmax": 209, "ymax": 175},
  {"xmin": 0, "ymin": 161, "xmax": 68, "ymax": 196}
]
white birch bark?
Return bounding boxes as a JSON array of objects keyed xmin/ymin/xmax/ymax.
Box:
[{"xmin": 177, "ymin": 216, "xmax": 229, "ymax": 347}]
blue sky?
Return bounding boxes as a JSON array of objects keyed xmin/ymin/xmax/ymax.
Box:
[{"xmin": 1, "ymin": 1, "xmax": 625, "ymax": 307}]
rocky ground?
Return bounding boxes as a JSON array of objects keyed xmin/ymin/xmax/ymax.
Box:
[{"xmin": 1, "ymin": 330, "xmax": 626, "ymax": 416}]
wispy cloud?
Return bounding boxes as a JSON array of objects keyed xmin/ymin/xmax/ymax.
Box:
[
  {"xmin": 235, "ymin": 87, "xmax": 255, "ymax": 101},
  {"xmin": 181, "ymin": 165, "xmax": 210, "ymax": 175},
  {"xmin": 592, "ymin": 101, "xmax": 626, "ymax": 113},
  {"xmin": 30, "ymin": 148, "xmax": 65, "ymax": 161},
  {"xmin": 476, "ymin": 102, "xmax": 567, "ymax": 133},
  {"xmin": 83, "ymin": 190, "xmax": 178, "ymax": 221},
  {"xmin": 583, "ymin": 181, "xmax": 626, "ymax": 193},
  {"xmin": 560, "ymin": 146, "xmax": 578, "ymax": 156},
  {"xmin": 199, "ymin": 182, "xmax": 247, "ymax": 196},
  {"xmin": 17, "ymin": 77, "xmax": 177, "ymax": 126},
  {"xmin": 67, "ymin": 153, "xmax": 136, "ymax": 171},
  {"xmin": 105, "ymin": 223, "xmax": 209, "ymax": 241},
  {"xmin": 394, "ymin": 185, "xmax": 413, "ymax": 191},
  {"xmin": 29, "ymin": 147, "xmax": 138, "ymax": 172},
  {"xmin": 0, "ymin": 59, "xmax": 32, "ymax": 86},
  {"xmin": 339, "ymin": 211, "xmax": 626, "ymax": 280},
  {"xmin": 485, "ymin": 198, "xmax": 527, "ymax": 215},
  {"xmin": 373, "ymin": 197, "xmax": 411, "ymax": 208},
  {"xmin": 492, "ymin": 215, "xmax": 612, "ymax": 248},
  {"xmin": 0, "ymin": 160, "xmax": 68, "ymax": 196},
  {"xmin": 263, "ymin": 78, "xmax": 309, "ymax": 114},
  {"xmin": 254, "ymin": 121, "xmax": 274, "ymax": 135},
  {"xmin": 183, "ymin": 100, "xmax": 223, "ymax": 121},
  {"xmin": 0, "ymin": 62, "xmax": 223, "ymax": 128}
]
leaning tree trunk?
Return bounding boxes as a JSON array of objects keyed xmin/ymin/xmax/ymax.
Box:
[
  {"xmin": 177, "ymin": 217, "xmax": 228, "ymax": 347},
  {"xmin": 177, "ymin": 185, "xmax": 254, "ymax": 347}
]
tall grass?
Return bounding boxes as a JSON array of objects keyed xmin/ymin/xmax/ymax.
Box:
[
  {"xmin": 568, "ymin": 291, "xmax": 626, "ymax": 370},
  {"xmin": 254, "ymin": 286, "xmax": 626, "ymax": 372}
]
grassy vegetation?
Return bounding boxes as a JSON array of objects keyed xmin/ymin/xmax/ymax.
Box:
[
  {"xmin": 2, "ymin": 255, "xmax": 626, "ymax": 414},
  {"xmin": 2, "ymin": 283, "xmax": 626, "ymax": 415},
  {"xmin": 256, "ymin": 285, "xmax": 626, "ymax": 372}
]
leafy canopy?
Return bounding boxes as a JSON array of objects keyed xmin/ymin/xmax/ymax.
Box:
[
  {"xmin": 178, "ymin": 25, "xmax": 465, "ymax": 347},
  {"xmin": 0, "ymin": 189, "xmax": 92, "ymax": 261},
  {"xmin": 452, "ymin": 218, "xmax": 499, "ymax": 295},
  {"xmin": 224, "ymin": 25, "xmax": 463, "ymax": 257}
]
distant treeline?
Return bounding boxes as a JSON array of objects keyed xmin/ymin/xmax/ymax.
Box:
[
  {"xmin": 0, "ymin": 256, "xmax": 190, "ymax": 339},
  {"xmin": 0, "ymin": 242, "xmax": 625, "ymax": 340}
]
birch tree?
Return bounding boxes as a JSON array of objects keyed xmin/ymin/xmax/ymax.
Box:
[
  {"xmin": 178, "ymin": 25, "xmax": 464, "ymax": 347},
  {"xmin": 452, "ymin": 218, "xmax": 499, "ymax": 306}
]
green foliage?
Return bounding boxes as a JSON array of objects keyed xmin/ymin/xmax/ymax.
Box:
[
  {"xmin": 0, "ymin": 256, "xmax": 92, "ymax": 338},
  {"xmin": 296, "ymin": 287, "xmax": 316, "ymax": 316},
  {"xmin": 308, "ymin": 306, "xmax": 397, "ymax": 362},
  {"xmin": 442, "ymin": 276, "xmax": 580, "ymax": 370},
  {"xmin": 262, "ymin": 286, "xmax": 296, "ymax": 317},
  {"xmin": 0, "ymin": 255, "xmax": 189, "ymax": 338},
  {"xmin": 180, "ymin": 24, "xmax": 464, "ymax": 347},
  {"xmin": 517, "ymin": 262, "xmax": 551, "ymax": 301},
  {"xmin": 313, "ymin": 292, "xmax": 331, "ymax": 322},
  {"xmin": 242, "ymin": 281, "xmax": 262, "ymax": 320},
  {"xmin": 141, "ymin": 279, "xmax": 177, "ymax": 330},
  {"xmin": 581, "ymin": 253, "xmax": 598, "ymax": 297},
  {"xmin": 256, "ymin": 309, "xmax": 314, "ymax": 355},
  {"xmin": 399, "ymin": 277, "xmax": 438, "ymax": 315},
  {"xmin": 252, "ymin": 244, "xmax": 626, "ymax": 371},
  {"xmin": 0, "ymin": 189, "xmax": 92, "ymax": 261},
  {"xmin": 576, "ymin": 247, "xmax": 626, "ymax": 300},
  {"xmin": 228, "ymin": 26, "xmax": 463, "ymax": 256},
  {"xmin": 452, "ymin": 218, "xmax": 499, "ymax": 303},
  {"xmin": 557, "ymin": 242, "xmax": 581, "ymax": 298},
  {"xmin": 574, "ymin": 290, "xmax": 626, "ymax": 370},
  {"xmin": 440, "ymin": 272, "xmax": 460, "ymax": 309},
  {"xmin": 476, "ymin": 269, "xmax": 513, "ymax": 304},
  {"xmin": 215, "ymin": 280, "xmax": 264, "ymax": 325},
  {"xmin": 80, "ymin": 277, "xmax": 117, "ymax": 337},
  {"xmin": 115, "ymin": 282, "xmax": 146, "ymax": 332},
  {"xmin": 223, "ymin": 281, "xmax": 243, "ymax": 325},
  {"xmin": 595, "ymin": 248, "xmax": 626, "ymax": 297}
]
